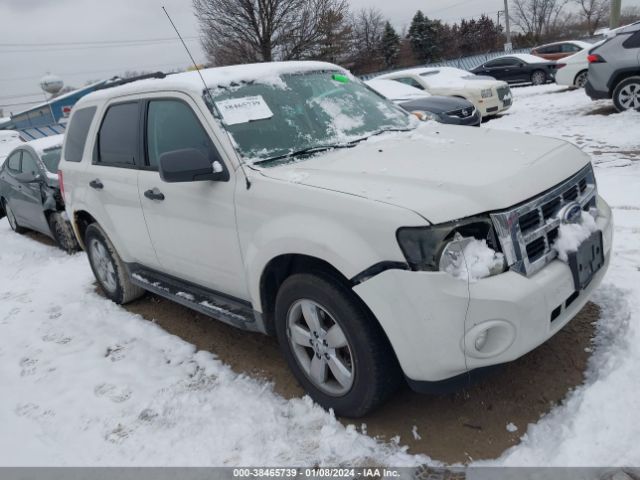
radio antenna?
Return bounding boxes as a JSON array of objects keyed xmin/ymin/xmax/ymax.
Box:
[{"xmin": 161, "ymin": 6, "xmax": 252, "ymax": 189}]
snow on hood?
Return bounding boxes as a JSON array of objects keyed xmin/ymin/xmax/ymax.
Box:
[
  {"xmin": 259, "ymin": 123, "xmax": 590, "ymax": 224},
  {"xmin": 365, "ymin": 79, "xmax": 431, "ymax": 102}
]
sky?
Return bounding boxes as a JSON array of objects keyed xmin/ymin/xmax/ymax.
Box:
[{"xmin": 1, "ymin": 0, "xmax": 639, "ymax": 116}]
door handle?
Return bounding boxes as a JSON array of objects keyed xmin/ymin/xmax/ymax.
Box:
[
  {"xmin": 144, "ymin": 188, "xmax": 165, "ymax": 201},
  {"xmin": 89, "ymin": 179, "xmax": 104, "ymax": 190}
]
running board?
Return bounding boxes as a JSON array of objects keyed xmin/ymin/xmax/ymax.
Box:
[{"xmin": 128, "ymin": 264, "xmax": 261, "ymax": 332}]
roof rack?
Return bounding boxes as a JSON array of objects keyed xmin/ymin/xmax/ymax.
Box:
[{"xmin": 93, "ymin": 71, "xmax": 166, "ymax": 92}]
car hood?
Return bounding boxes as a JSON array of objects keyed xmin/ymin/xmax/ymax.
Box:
[
  {"xmin": 399, "ymin": 95, "xmax": 473, "ymax": 114},
  {"xmin": 258, "ymin": 124, "xmax": 589, "ymax": 224}
]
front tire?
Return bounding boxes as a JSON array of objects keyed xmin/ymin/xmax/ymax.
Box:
[
  {"xmin": 85, "ymin": 223, "xmax": 144, "ymax": 304},
  {"xmin": 274, "ymin": 273, "xmax": 401, "ymax": 418},
  {"xmin": 3, "ymin": 199, "xmax": 26, "ymax": 234},
  {"xmin": 531, "ymin": 70, "xmax": 547, "ymax": 86},
  {"xmin": 49, "ymin": 212, "xmax": 80, "ymax": 253},
  {"xmin": 612, "ymin": 76, "xmax": 640, "ymax": 112}
]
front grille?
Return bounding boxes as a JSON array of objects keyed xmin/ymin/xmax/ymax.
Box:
[
  {"xmin": 490, "ymin": 165, "xmax": 598, "ymax": 276},
  {"xmin": 497, "ymin": 85, "xmax": 511, "ymax": 101},
  {"xmin": 446, "ymin": 107, "xmax": 475, "ymax": 118}
]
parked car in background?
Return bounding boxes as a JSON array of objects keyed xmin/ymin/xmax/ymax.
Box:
[
  {"xmin": 0, "ymin": 130, "xmax": 23, "ymax": 166},
  {"xmin": 0, "ymin": 135, "xmax": 79, "ymax": 252},
  {"xmin": 531, "ymin": 40, "xmax": 592, "ymax": 60},
  {"xmin": 365, "ymin": 79, "xmax": 481, "ymax": 126},
  {"xmin": 586, "ymin": 21, "xmax": 640, "ymax": 111},
  {"xmin": 60, "ymin": 61, "xmax": 612, "ymax": 417},
  {"xmin": 471, "ymin": 54, "xmax": 562, "ymax": 86},
  {"xmin": 377, "ymin": 67, "xmax": 512, "ymax": 118},
  {"xmin": 555, "ymin": 48, "xmax": 592, "ymax": 88}
]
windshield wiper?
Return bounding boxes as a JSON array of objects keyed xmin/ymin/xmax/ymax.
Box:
[{"xmin": 254, "ymin": 143, "xmax": 357, "ymax": 165}]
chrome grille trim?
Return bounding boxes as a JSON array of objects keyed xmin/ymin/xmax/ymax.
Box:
[{"xmin": 490, "ymin": 165, "xmax": 597, "ymax": 276}]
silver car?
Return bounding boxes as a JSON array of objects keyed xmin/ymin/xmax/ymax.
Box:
[
  {"xmin": 0, "ymin": 135, "xmax": 79, "ymax": 252},
  {"xmin": 586, "ymin": 21, "xmax": 640, "ymax": 111}
]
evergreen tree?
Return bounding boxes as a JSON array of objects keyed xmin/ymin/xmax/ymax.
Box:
[
  {"xmin": 407, "ymin": 10, "xmax": 442, "ymax": 63},
  {"xmin": 381, "ymin": 22, "xmax": 400, "ymax": 68}
]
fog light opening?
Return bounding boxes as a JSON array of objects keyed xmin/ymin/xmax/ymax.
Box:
[{"xmin": 474, "ymin": 330, "xmax": 489, "ymax": 351}]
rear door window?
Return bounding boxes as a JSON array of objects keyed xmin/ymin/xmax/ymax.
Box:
[
  {"xmin": 394, "ymin": 77, "xmax": 424, "ymax": 90},
  {"xmin": 64, "ymin": 106, "xmax": 96, "ymax": 162},
  {"xmin": 20, "ymin": 151, "xmax": 39, "ymax": 175},
  {"xmin": 97, "ymin": 102, "xmax": 140, "ymax": 167},
  {"xmin": 145, "ymin": 99, "xmax": 222, "ymax": 170}
]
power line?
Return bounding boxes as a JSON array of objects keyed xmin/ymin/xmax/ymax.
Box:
[
  {"xmin": 0, "ymin": 37, "xmax": 199, "ymax": 54},
  {"xmin": 0, "ymin": 100, "xmax": 45, "ymax": 108},
  {"xmin": 0, "ymin": 36, "xmax": 198, "ymax": 48},
  {"xmin": 0, "ymin": 92, "xmax": 43, "ymax": 100}
]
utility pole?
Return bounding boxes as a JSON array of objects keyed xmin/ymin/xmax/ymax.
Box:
[
  {"xmin": 610, "ymin": 0, "xmax": 622, "ymax": 29},
  {"xmin": 504, "ymin": 0, "xmax": 513, "ymax": 51}
]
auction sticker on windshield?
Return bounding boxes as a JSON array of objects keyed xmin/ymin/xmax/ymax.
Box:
[{"xmin": 215, "ymin": 95, "xmax": 274, "ymax": 125}]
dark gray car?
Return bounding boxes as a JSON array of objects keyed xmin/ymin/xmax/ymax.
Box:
[
  {"xmin": 365, "ymin": 79, "xmax": 482, "ymax": 126},
  {"xmin": 0, "ymin": 135, "xmax": 79, "ymax": 252}
]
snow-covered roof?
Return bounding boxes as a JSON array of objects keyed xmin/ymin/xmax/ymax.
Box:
[
  {"xmin": 78, "ymin": 61, "xmax": 346, "ymax": 106},
  {"xmin": 26, "ymin": 134, "xmax": 64, "ymax": 154},
  {"xmin": 503, "ymin": 54, "xmax": 553, "ymax": 64},
  {"xmin": 535, "ymin": 40, "xmax": 592, "ymax": 50},
  {"xmin": 378, "ymin": 66, "xmax": 472, "ymax": 80},
  {"xmin": 365, "ymin": 79, "xmax": 431, "ymax": 101}
]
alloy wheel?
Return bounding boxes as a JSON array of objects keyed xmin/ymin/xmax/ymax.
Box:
[
  {"xmin": 89, "ymin": 238, "xmax": 117, "ymax": 293},
  {"xmin": 575, "ymin": 71, "xmax": 588, "ymax": 88},
  {"xmin": 532, "ymin": 71, "xmax": 546, "ymax": 86},
  {"xmin": 618, "ymin": 82, "xmax": 640, "ymax": 111},
  {"xmin": 286, "ymin": 299, "xmax": 355, "ymax": 396}
]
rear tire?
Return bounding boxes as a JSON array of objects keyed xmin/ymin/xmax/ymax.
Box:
[
  {"xmin": 274, "ymin": 272, "xmax": 402, "ymax": 418},
  {"xmin": 531, "ymin": 70, "xmax": 547, "ymax": 86},
  {"xmin": 574, "ymin": 70, "xmax": 588, "ymax": 88},
  {"xmin": 612, "ymin": 76, "xmax": 640, "ymax": 112},
  {"xmin": 85, "ymin": 223, "xmax": 145, "ymax": 304},
  {"xmin": 3, "ymin": 199, "xmax": 26, "ymax": 234},
  {"xmin": 48, "ymin": 212, "xmax": 80, "ymax": 254}
]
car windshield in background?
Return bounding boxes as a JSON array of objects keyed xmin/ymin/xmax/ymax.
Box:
[
  {"xmin": 206, "ymin": 70, "xmax": 412, "ymax": 164},
  {"xmin": 41, "ymin": 147, "xmax": 62, "ymax": 173}
]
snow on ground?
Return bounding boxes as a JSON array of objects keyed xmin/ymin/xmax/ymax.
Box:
[
  {"xmin": 0, "ymin": 227, "xmax": 424, "ymax": 466},
  {"xmin": 0, "ymin": 83, "xmax": 638, "ymax": 466},
  {"xmin": 482, "ymin": 86, "xmax": 640, "ymax": 466}
]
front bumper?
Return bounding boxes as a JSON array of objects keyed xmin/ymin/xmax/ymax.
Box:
[
  {"xmin": 353, "ymin": 197, "xmax": 613, "ymax": 383},
  {"xmin": 439, "ymin": 110, "xmax": 482, "ymax": 127}
]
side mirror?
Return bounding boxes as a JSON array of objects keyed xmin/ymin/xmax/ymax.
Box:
[
  {"xmin": 158, "ymin": 148, "xmax": 229, "ymax": 183},
  {"xmin": 16, "ymin": 171, "xmax": 42, "ymax": 183}
]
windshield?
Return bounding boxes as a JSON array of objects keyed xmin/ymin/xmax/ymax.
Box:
[
  {"xmin": 206, "ymin": 70, "xmax": 412, "ymax": 163},
  {"xmin": 41, "ymin": 147, "xmax": 62, "ymax": 173}
]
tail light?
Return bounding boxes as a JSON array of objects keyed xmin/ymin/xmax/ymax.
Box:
[
  {"xmin": 556, "ymin": 63, "xmax": 567, "ymax": 69},
  {"xmin": 57, "ymin": 170, "xmax": 65, "ymax": 199},
  {"xmin": 587, "ymin": 54, "xmax": 605, "ymax": 63}
]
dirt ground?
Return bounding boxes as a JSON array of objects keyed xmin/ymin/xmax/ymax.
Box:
[
  {"xmin": 124, "ymin": 292, "xmax": 598, "ymax": 465},
  {"xmin": 23, "ymin": 230, "xmax": 598, "ymax": 463}
]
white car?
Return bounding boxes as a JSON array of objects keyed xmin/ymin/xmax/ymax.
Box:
[
  {"xmin": 556, "ymin": 40, "xmax": 606, "ymax": 89},
  {"xmin": 376, "ymin": 67, "xmax": 512, "ymax": 118},
  {"xmin": 59, "ymin": 61, "xmax": 612, "ymax": 417}
]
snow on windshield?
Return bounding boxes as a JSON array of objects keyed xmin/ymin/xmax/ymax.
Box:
[{"xmin": 207, "ymin": 71, "xmax": 412, "ymax": 164}]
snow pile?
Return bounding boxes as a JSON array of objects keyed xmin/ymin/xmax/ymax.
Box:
[
  {"xmin": 443, "ymin": 235, "xmax": 505, "ymax": 282},
  {"xmin": 0, "ymin": 222, "xmax": 426, "ymax": 466},
  {"xmin": 553, "ymin": 212, "xmax": 599, "ymax": 262}
]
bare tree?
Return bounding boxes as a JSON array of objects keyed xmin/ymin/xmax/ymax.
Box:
[
  {"xmin": 348, "ymin": 8, "xmax": 385, "ymax": 72},
  {"xmin": 510, "ymin": 0, "xmax": 569, "ymax": 42},
  {"xmin": 193, "ymin": 0, "xmax": 349, "ymax": 66},
  {"xmin": 574, "ymin": 0, "xmax": 610, "ymax": 35}
]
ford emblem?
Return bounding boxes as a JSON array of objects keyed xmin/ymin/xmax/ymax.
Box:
[{"xmin": 559, "ymin": 202, "xmax": 582, "ymax": 224}]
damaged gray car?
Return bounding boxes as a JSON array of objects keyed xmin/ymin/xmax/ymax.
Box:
[{"xmin": 0, "ymin": 135, "xmax": 79, "ymax": 252}]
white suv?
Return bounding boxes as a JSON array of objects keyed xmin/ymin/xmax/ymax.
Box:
[{"xmin": 59, "ymin": 61, "xmax": 613, "ymax": 417}]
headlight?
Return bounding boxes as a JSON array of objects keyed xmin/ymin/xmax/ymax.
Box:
[
  {"xmin": 481, "ymin": 89, "xmax": 493, "ymax": 99},
  {"xmin": 410, "ymin": 110, "xmax": 440, "ymax": 122},
  {"xmin": 396, "ymin": 217, "xmax": 506, "ymax": 279}
]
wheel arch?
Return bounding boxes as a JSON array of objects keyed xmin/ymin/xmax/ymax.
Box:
[
  {"xmin": 573, "ymin": 69, "xmax": 588, "ymax": 86},
  {"xmin": 607, "ymin": 68, "xmax": 640, "ymax": 95},
  {"xmin": 72, "ymin": 209, "xmax": 98, "ymax": 250}
]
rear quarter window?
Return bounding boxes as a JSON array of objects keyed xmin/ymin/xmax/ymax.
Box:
[
  {"xmin": 64, "ymin": 106, "xmax": 97, "ymax": 163},
  {"xmin": 623, "ymin": 31, "xmax": 640, "ymax": 49},
  {"xmin": 96, "ymin": 102, "xmax": 139, "ymax": 167}
]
